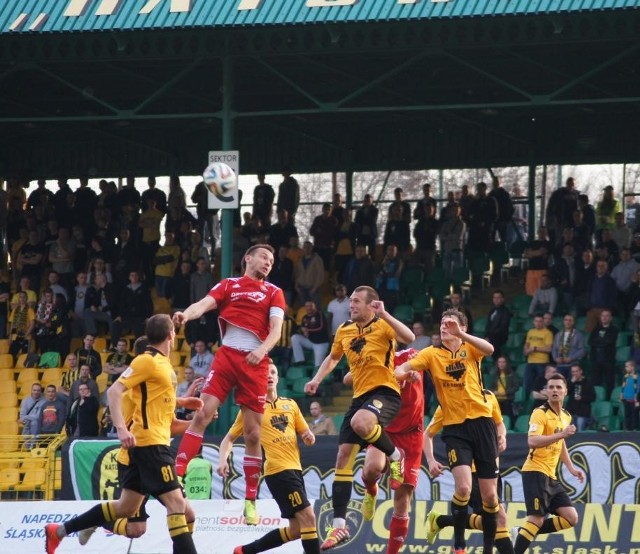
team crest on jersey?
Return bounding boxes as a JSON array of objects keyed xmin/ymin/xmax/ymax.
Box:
[
  {"xmin": 317, "ymin": 499, "xmax": 364, "ymax": 548},
  {"xmin": 270, "ymin": 413, "xmax": 288, "ymax": 433},
  {"xmin": 445, "ymin": 361, "xmax": 466, "ymax": 381},
  {"xmin": 350, "ymin": 336, "xmax": 366, "ymax": 354},
  {"xmin": 460, "ymin": 351, "xmax": 467, "ymax": 358}
]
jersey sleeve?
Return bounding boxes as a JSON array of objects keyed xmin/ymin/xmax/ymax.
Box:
[
  {"xmin": 293, "ymin": 402, "xmax": 308, "ymax": 434},
  {"xmin": 228, "ymin": 411, "xmax": 244, "ymax": 440},
  {"xmin": 270, "ymin": 286, "xmax": 286, "ymax": 313},
  {"xmin": 116, "ymin": 354, "xmax": 153, "ymax": 390},
  {"xmin": 207, "ymin": 279, "xmax": 227, "ymax": 306},
  {"xmin": 426, "ymin": 406, "xmax": 443, "ymax": 435},
  {"xmin": 488, "ymin": 393, "xmax": 504, "ymax": 425},
  {"xmin": 330, "ymin": 326, "xmax": 346, "ymax": 358},
  {"xmin": 527, "ymin": 408, "xmax": 546, "ymax": 437},
  {"xmin": 409, "ymin": 348, "xmax": 431, "ymax": 373},
  {"xmin": 465, "ymin": 341, "xmax": 485, "ymax": 363},
  {"xmin": 543, "ymin": 330, "xmax": 553, "ymax": 348}
]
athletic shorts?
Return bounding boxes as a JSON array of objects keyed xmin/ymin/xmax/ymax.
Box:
[
  {"xmin": 442, "ymin": 417, "xmax": 498, "ymax": 479},
  {"xmin": 338, "ymin": 386, "xmax": 401, "ymax": 447},
  {"xmin": 265, "ymin": 470, "xmax": 311, "ymax": 519},
  {"xmin": 119, "ymin": 445, "xmax": 183, "ymax": 498},
  {"xmin": 387, "ymin": 428, "xmax": 424, "ymax": 488},
  {"xmin": 470, "ymin": 473, "xmax": 504, "ymax": 514},
  {"xmin": 116, "ymin": 462, "xmax": 150, "ymax": 521},
  {"xmin": 522, "ymin": 471, "xmax": 572, "ymax": 516},
  {"xmin": 201, "ymin": 345, "xmax": 269, "ymax": 414}
]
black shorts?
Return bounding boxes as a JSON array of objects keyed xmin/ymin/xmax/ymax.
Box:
[
  {"xmin": 470, "ymin": 473, "xmax": 503, "ymax": 513},
  {"xmin": 265, "ymin": 470, "xmax": 310, "ymax": 519},
  {"xmin": 119, "ymin": 445, "xmax": 182, "ymax": 498},
  {"xmin": 522, "ymin": 471, "xmax": 573, "ymax": 516},
  {"xmin": 117, "ymin": 462, "xmax": 150, "ymax": 521},
  {"xmin": 338, "ymin": 386, "xmax": 401, "ymax": 447},
  {"xmin": 442, "ymin": 417, "xmax": 498, "ymax": 479}
]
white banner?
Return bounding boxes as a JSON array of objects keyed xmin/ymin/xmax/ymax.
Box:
[{"xmin": 0, "ymin": 500, "xmax": 300, "ymax": 554}]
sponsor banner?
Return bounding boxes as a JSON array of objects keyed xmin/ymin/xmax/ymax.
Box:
[
  {"xmin": 2, "ymin": 500, "xmax": 640, "ymax": 554},
  {"xmin": 63, "ymin": 434, "xmax": 640, "ymax": 505}
]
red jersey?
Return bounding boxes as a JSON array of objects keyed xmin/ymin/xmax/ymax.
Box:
[
  {"xmin": 386, "ymin": 349, "xmax": 424, "ymax": 434},
  {"xmin": 208, "ymin": 276, "xmax": 286, "ymax": 342}
]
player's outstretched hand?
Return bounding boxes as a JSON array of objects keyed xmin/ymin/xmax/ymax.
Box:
[
  {"xmin": 117, "ymin": 427, "xmax": 136, "ymax": 449},
  {"xmin": 301, "ymin": 429, "xmax": 315, "ymax": 446},
  {"xmin": 172, "ymin": 311, "xmax": 187, "ymax": 326},
  {"xmin": 304, "ymin": 381, "xmax": 319, "ymax": 395}
]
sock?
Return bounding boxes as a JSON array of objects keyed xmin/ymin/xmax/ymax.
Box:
[
  {"xmin": 495, "ymin": 528, "xmax": 515, "ymax": 554},
  {"xmin": 175, "ymin": 430, "xmax": 203, "ymax": 477},
  {"xmin": 332, "ymin": 469, "xmax": 353, "ymax": 520},
  {"xmin": 187, "ymin": 519, "xmax": 194, "ymax": 534},
  {"xmin": 387, "ymin": 513, "xmax": 410, "ymax": 554},
  {"xmin": 301, "ymin": 526, "xmax": 320, "ymax": 554},
  {"xmin": 538, "ymin": 516, "xmax": 572, "ymax": 534},
  {"xmin": 514, "ymin": 521, "xmax": 540, "ymax": 554},
  {"xmin": 362, "ymin": 424, "xmax": 395, "ymax": 457},
  {"xmin": 64, "ymin": 502, "xmax": 116, "ymax": 534},
  {"xmin": 451, "ymin": 493, "xmax": 470, "ymax": 550},
  {"xmin": 332, "ymin": 517, "xmax": 346, "ymax": 529},
  {"xmin": 469, "ymin": 513, "xmax": 482, "ymax": 530},
  {"xmin": 243, "ymin": 455, "xmax": 262, "ymax": 501},
  {"xmin": 167, "ymin": 513, "xmax": 197, "ymax": 554},
  {"xmin": 481, "ymin": 501, "xmax": 499, "ymax": 553},
  {"xmin": 112, "ymin": 518, "xmax": 128, "ymax": 536},
  {"xmin": 242, "ymin": 528, "xmax": 290, "ymax": 554},
  {"xmin": 363, "ymin": 472, "xmax": 380, "ymax": 495},
  {"xmin": 436, "ymin": 514, "xmax": 454, "ymax": 528}
]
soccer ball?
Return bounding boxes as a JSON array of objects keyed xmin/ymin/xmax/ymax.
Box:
[{"xmin": 203, "ymin": 162, "xmax": 237, "ymax": 196}]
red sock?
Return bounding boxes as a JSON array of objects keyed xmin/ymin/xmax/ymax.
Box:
[
  {"xmin": 243, "ymin": 455, "xmax": 262, "ymax": 501},
  {"xmin": 363, "ymin": 473, "xmax": 380, "ymax": 495},
  {"xmin": 175, "ymin": 431, "xmax": 203, "ymax": 477},
  {"xmin": 387, "ymin": 513, "xmax": 409, "ymax": 554}
]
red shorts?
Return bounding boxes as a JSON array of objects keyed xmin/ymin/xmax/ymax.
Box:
[
  {"xmin": 388, "ymin": 428, "xmax": 424, "ymax": 488},
  {"xmin": 201, "ymin": 346, "xmax": 268, "ymax": 414}
]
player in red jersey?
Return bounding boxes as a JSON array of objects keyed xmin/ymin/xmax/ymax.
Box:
[
  {"xmin": 172, "ymin": 244, "xmax": 285, "ymax": 524},
  {"xmin": 344, "ymin": 348, "xmax": 424, "ymax": 554}
]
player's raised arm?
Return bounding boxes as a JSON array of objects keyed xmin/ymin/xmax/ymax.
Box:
[
  {"xmin": 173, "ymin": 295, "xmax": 217, "ymax": 326},
  {"xmin": 442, "ymin": 317, "xmax": 494, "ymax": 356},
  {"xmin": 304, "ymin": 351, "xmax": 342, "ymax": 395},
  {"xmin": 370, "ymin": 300, "xmax": 415, "ymax": 345}
]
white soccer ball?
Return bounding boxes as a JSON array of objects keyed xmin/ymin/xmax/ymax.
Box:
[{"xmin": 203, "ymin": 162, "xmax": 237, "ymax": 196}]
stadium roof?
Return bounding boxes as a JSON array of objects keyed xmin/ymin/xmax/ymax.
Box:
[{"xmin": 0, "ymin": 1, "xmax": 639, "ymax": 178}]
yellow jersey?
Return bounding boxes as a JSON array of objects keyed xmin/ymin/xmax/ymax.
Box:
[
  {"xmin": 116, "ymin": 347, "xmax": 177, "ymax": 451},
  {"xmin": 427, "ymin": 389, "xmax": 503, "ymax": 435},
  {"xmin": 522, "ymin": 403, "xmax": 572, "ymax": 479},
  {"xmin": 332, "ymin": 317, "xmax": 400, "ymax": 397},
  {"xmin": 525, "ymin": 328, "xmax": 553, "ymax": 364},
  {"xmin": 409, "ymin": 342, "xmax": 491, "ymax": 425},
  {"xmin": 229, "ymin": 397, "xmax": 309, "ymax": 476}
]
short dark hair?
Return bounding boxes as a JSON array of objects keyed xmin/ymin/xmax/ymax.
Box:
[
  {"xmin": 133, "ymin": 336, "xmax": 149, "ymax": 355},
  {"xmin": 145, "ymin": 314, "xmax": 174, "ymax": 345},
  {"xmin": 547, "ymin": 373, "xmax": 567, "ymax": 386},
  {"xmin": 354, "ymin": 286, "xmax": 378, "ymax": 303},
  {"xmin": 241, "ymin": 244, "xmax": 275, "ymax": 271},
  {"xmin": 441, "ymin": 308, "xmax": 468, "ymax": 328}
]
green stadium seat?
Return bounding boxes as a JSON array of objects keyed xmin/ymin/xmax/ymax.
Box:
[
  {"xmin": 474, "ymin": 317, "xmax": 488, "ymax": 336},
  {"xmin": 591, "ymin": 401, "xmax": 613, "ymax": 429},
  {"xmin": 593, "ymin": 386, "xmax": 606, "ymax": 402},
  {"xmin": 514, "ymin": 414, "xmax": 531, "ymax": 433},
  {"xmin": 616, "ymin": 346, "xmax": 631, "ymax": 364}
]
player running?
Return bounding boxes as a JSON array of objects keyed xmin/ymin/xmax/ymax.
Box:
[
  {"xmin": 395, "ymin": 309, "xmax": 498, "ymax": 554},
  {"xmin": 512, "ymin": 372, "xmax": 585, "ymax": 554},
  {"xmin": 304, "ymin": 286, "xmax": 414, "ymax": 550},
  {"xmin": 45, "ymin": 315, "xmax": 201, "ymax": 554},
  {"xmin": 173, "ymin": 244, "xmax": 285, "ymax": 525},
  {"xmin": 218, "ymin": 361, "xmax": 320, "ymax": 554},
  {"xmin": 423, "ymin": 391, "xmax": 514, "ymax": 554}
]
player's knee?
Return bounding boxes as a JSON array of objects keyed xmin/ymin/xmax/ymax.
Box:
[
  {"xmin": 126, "ymin": 523, "xmax": 146, "ymax": 539},
  {"xmin": 563, "ymin": 510, "xmax": 579, "ymax": 527},
  {"xmin": 243, "ymin": 426, "xmax": 261, "ymax": 447},
  {"xmin": 455, "ymin": 484, "xmax": 472, "ymax": 498},
  {"xmin": 349, "ymin": 416, "xmax": 372, "ymax": 437},
  {"xmin": 393, "ymin": 490, "xmax": 412, "ymax": 516}
]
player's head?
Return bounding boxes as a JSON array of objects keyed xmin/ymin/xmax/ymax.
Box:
[
  {"xmin": 242, "ymin": 244, "xmax": 275, "ymax": 279},
  {"xmin": 350, "ymin": 286, "xmax": 378, "ymax": 322},
  {"xmin": 266, "ymin": 359, "xmax": 278, "ymax": 392},
  {"xmin": 546, "ymin": 373, "xmax": 568, "ymax": 403},
  {"xmin": 440, "ymin": 308, "xmax": 468, "ymax": 340},
  {"xmin": 145, "ymin": 314, "xmax": 175, "ymax": 346}
]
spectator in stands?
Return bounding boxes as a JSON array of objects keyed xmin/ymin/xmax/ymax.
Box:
[
  {"xmin": 439, "ymin": 202, "xmax": 466, "ymax": 278},
  {"xmin": 18, "ymin": 229, "xmax": 45, "ymax": 291},
  {"xmin": 578, "ymin": 193, "xmax": 596, "ymax": 236},
  {"xmin": 267, "ymin": 209, "xmax": 298, "ymax": 252},
  {"xmin": 60, "ymin": 353, "xmax": 79, "ymax": 395},
  {"xmin": 87, "ymin": 256, "xmax": 113, "ymax": 286},
  {"xmin": 84, "ymin": 273, "xmax": 117, "ymax": 339},
  {"xmin": 586, "ymin": 260, "xmax": 617, "ymax": 332},
  {"xmin": 252, "ymin": 174, "xmax": 275, "ymax": 228},
  {"xmin": 611, "ymin": 212, "xmax": 632, "ymax": 252},
  {"xmin": 276, "ymin": 170, "xmax": 300, "ymax": 223},
  {"xmin": 528, "ymin": 273, "xmax": 558, "ymax": 316},
  {"xmin": 524, "ymin": 226, "xmax": 552, "ymax": 296},
  {"xmin": 485, "ymin": 290, "xmax": 511, "ymax": 358},
  {"xmin": 8, "ymin": 290, "xmax": 34, "ymax": 363},
  {"xmin": 190, "ymin": 180, "xmax": 217, "ymax": 248},
  {"xmin": 0, "ymin": 272, "xmax": 8, "ymax": 340},
  {"xmin": 383, "ymin": 203, "xmax": 411, "ymax": 258},
  {"xmin": 345, "ymin": 244, "xmax": 376, "ymax": 294},
  {"xmin": 354, "ymin": 193, "xmax": 378, "ymax": 257},
  {"xmin": 294, "ymin": 241, "xmax": 325, "ymax": 310},
  {"xmin": 68, "ymin": 272, "xmax": 91, "ymax": 338},
  {"xmin": 187, "ymin": 257, "xmax": 217, "ymax": 347},
  {"xmin": 412, "ymin": 202, "xmax": 439, "ymax": 272},
  {"xmin": 170, "ymin": 261, "xmax": 194, "ymax": 313},
  {"xmin": 551, "ymin": 314, "xmax": 586, "ymax": 380},
  {"xmin": 571, "ymin": 209, "xmax": 593, "ymax": 253},
  {"xmin": 523, "ymin": 315, "xmax": 554, "ymax": 395},
  {"xmin": 154, "ymin": 232, "xmax": 181, "ymax": 298},
  {"xmin": 596, "ymin": 186, "xmax": 622, "ymax": 238},
  {"xmin": 488, "ymin": 356, "xmax": 519, "ymax": 420},
  {"xmin": 629, "ymin": 269, "xmax": 640, "ymax": 332},
  {"xmin": 69, "ymin": 363, "xmax": 100, "ymax": 405},
  {"xmin": 575, "ymin": 248, "xmax": 596, "ymax": 316},
  {"xmin": 413, "ymin": 183, "xmax": 437, "ymax": 222},
  {"xmin": 408, "ymin": 321, "xmax": 431, "ymax": 351},
  {"xmin": 552, "ymin": 243, "xmax": 579, "ymax": 311},
  {"xmin": 75, "ymin": 334, "xmax": 102, "ymax": 380},
  {"xmin": 47, "ymin": 293, "xmax": 70, "ymax": 361},
  {"xmin": 177, "ymin": 366, "xmax": 203, "ymax": 398},
  {"xmin": 308, "ymin": 401, "xmax": 337, "ymax": 436},
  {"xmin": 141, "ymin": 176, "xmax": 168, "ymax": 214},
  {"xmin": 334, "ymin": 209, "xmax": 356, "ymax": 285},
  {"xmin": 309, "ymin": 203, "xmax": 338, "ymax": 271},
  {"xmin": 543, "ymin": 311, "xmax": 559, "ymax": 337},
  {"xmin": 138, "ymin": 197, "xmax": 163, "ymax": 284},
  {"xmin": 467, "ymin": 181, "xmax": 498, "ymax": 254},
  {"xmin": 546, "ymin": 177, "xmax": 578, "ymax": 246},
  {"xmin": 489, "ymin": 176, "xmax": 514, "ymax": 242},
  {"xmin": 291, "ymin": 301, "xmax": 330, "ymax": 367},
  {"xmin": 27, "ymin": 179, "xmax": 54, "ymax": 210},
  {"xmin": 33, "ymin": 288, "xmax": 54, "ymax": 354},
  {"xmin": 189, "ymin": 339, "xmax": 214, "ymax": 379},
  {"xmin": 46, "ymin": 270, "xmax": 68, "ymax": 301},
  {"xmin": 270, "ymin": 312, "xmax": 295, "ymax": 372},
  {"xmin": 112, "ymin": 228, "xmax": 138, "ymax": 286},
  {"xmin": 112, "ymin": 270, "xmax": 153, "ymax": 346},
  {"xmin": 531, "ymin": 364, "xmax": 558, "ymax": 410},
  {"xmin": 10, "ymin": 276, "xmax": 37, "ymax": 309},
  {"xmin": 66, "ymin": 382, "xmax": 100, "ymax": 437},
  {"xmin": 598, "ymin": 229, "xmax": 620, "ymax": 267},
  {"xmin": 268, "ymin": 246, "xmax": 294, "ymax": 308},
  {"xmin": 620, "ymin": 360, "xmax": 639, "ymax": 431},
  {"xmin": 326, "ymin": 284, "xmax": 350, "ymax": 341},
  {"xmin": 448, "ymin": 291, "xmax": 473, "ymax": 333},
  {"xmin": 103, "ymin": 338, "xmax": 133, "ymax": 384},
  {"xmin": 611, "ymin": 248, "xmax": 640, "ymax": 320},
  {"xmin": 588, "ymin": 309, "xmax": 618, "ymax": 397},
  {"xmin": 38, "ymin": 385, "xmax": 67, "ymax": 435},
  {"xmin": 376, "ymin": 244, "xmax": 403, "ymax": 313},
  {"xmin": 566, "ymin": 363, "xmax": 596, "ymax": 431},
  {"xmin": 48, "ymin": 227, "xmax": 76, "ymax": 290},
  {"xmin": 19, "ymin": 382, "xmax": 44, "ymax": 436}
]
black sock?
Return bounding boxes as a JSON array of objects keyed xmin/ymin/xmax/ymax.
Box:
[
  {"xmin": 64, "ymin": 502, "xmax": 115, "ymax": 534},
  {"xmin": 538, "ymin": 516, "xmax": 572, "ymax": 534},
  {"xmin": 451, "ymin": 494, "xmax": 470, "ymax": 550},
  {"xmin": 514, "ymin": 521, "xmax": 540, "ymax": 554},
  {"xmin": 301, "ymin": 526, "xmax": 320, "ymax": 554},
  {"xmin": 495, "ymin": 529, "xmax": 515, "ymax": 554},
  {"xmin": 332, "ymin": 470, "xmax": 353, "ymax": 520},
  {"xmin": 243, "ymin": 528, "xmax": 288, "ymax": 554},
  {"xmin": 362, "ymin": 424, "xmax": 395, "ymax": 456},
  {"xmin": 436, "ymin": 514, "xmax": 454, "ymax": 528},
  {"xmin": 168, "ymin": 514, "xmax": 197, "ymax": 554},
  {"xmin": 481, "ymin": 502, "xmax": 499, "ymax": 553}
]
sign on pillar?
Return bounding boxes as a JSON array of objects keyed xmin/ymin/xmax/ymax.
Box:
[{"xmin": 207, "ymin": 150, "xmax": 240, "ymax": 209}]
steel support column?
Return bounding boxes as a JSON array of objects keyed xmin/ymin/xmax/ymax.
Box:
[{"xmin": 220, "ymin": 54, "xmax": 235, "ymax": 279}]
